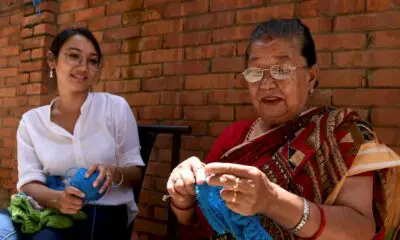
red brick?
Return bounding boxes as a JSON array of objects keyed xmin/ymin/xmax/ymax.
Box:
[
  {"xmin": 122, "ymin": 37, "xmax": 162, "ymax": 52},
  {"xmin": 186, "ymin": 43, "xmax": 235, "ymax": 60},
  {"xmin": 185, "ymin": 74, "xmax": 234, "ymax": 89},
  {"xmin": 308, "ymin": 89, "xmax": 332, "ymax": 106},
  {"xmin": 60, "ymin": 0, "xmax": 88, "ymax": 12},
  {"xmin": 375, "ymin": 127, "xmax": 400, "ymax": 146},
  {"xmin": 92, "ymin": 32, "xmax": 103, "ymax": 43},
  {"xmin": 35, "ymin": 1, "xmax": 58, "ymax": 13},
  {"xmin": 106, "ymin": 0, "xmax": 142, "ymax": 15},
  {"xmin": 30, "ymin": 71, "xmax": 46, "ymax": 83},
  {"xmin": 88, "ymin": 16, "xmax": 121, "ymax": 31},
  {"xmin": 122, "ymin": 64, "xmax": 162, "ymax": 78},
  {"xmin": 369, "ymin": 69, "xmax": 400, "ymax": 87},
  {"xmin": 0, "ymin": 26, "xmax": 19, "ymax": 37},
  {"xmin": 154, "ymin": 207, "xmax": 168, "ymax": 221},
  {"xmin": 164, "ymin": 31, "xmax": 211, "ymax": 48},
  {"xmin": 0, "ymin": 16, "xmax": 9, "ymax": 27},
  {"xmin": 0, "ymin": 46, "xmax": 19, "ymax": 57},
  {"xmin": 235, "ymin": 105, "xmax": 258, "ymax": 120},
  {"xmin": 19, "ymin": 60, "xmax": 46, "ymax": 72},
  {"xmin": 21, "ymin": 36, "xmax": 52, "ymax": 50},
  {"xmin": 319, "ymin": 69, "xmax": 365, "ymax": 88},
  {"xmin": 208, "ymin": 122, "xmax": 233, "ymax": 137},
  {"xmin": 3, "ymin": 96, "xmax": 28, "ymax": 107},
  {"xmin": 184, "ymin": 106, "xmax": 234, "ymax": 121},
  {"xmin": 317, "ymin": 52, "xmax": 332, "ymax": 69},
  {"xmin": 134, "ymin": 219, "xmax": 167, "ymax": 236},
  {"xmin": 19, "ymin": 73, "xmax": 29, "ymax": 83},
  {"xmin": 104, "ymin": 27, "xmax": 140, "ymax": 41},
  {"xmin": 371, "ymin": 30, "xmax": 400, "ymax": 48},
  {"xmin": 164, "ymin": 0, "xmax": 208, "ymax": 18},
  {"xmin": 236, "ymin": 5, "xmax": 295, "ymax": 24},
  {"xmin": 9, "ymin": 36, "xmax": 19, "ymax": 45},
  {"xmin": 160, "ymin": 91, "xmax": 207, "ymax": 105},
  {"xmin": 104, "ymin": 54, "xmax": 140, "ymax": 67},
  {"xmin": 367, "ymin": 0, "xmax": 399, "ymax": 11},
  {"xmin": 184, "ymin": 12, "xmax": 234, "ymax": 31},
  {"xmin": 26, "ymin": 83, "xmax": 47, "ymax": 95},
  {"xmin": 372, "ymin": 108, "xmax": 400, "ymax": 127},
  {"xmin": 141, "ymin": 49, "xmax": 184, "ymax": 64},
  {"xmin": 22, "ymin": 12, "xmax": 55, "ymax": 27},
  {"xmin": 8, "ymin": 56, "xmax": 19, "ymax": 67},
  {"xmin": 125, "ymin": 93, "xmax": 160, "ymax": 106},
  {"xmin": 100, "ymin": 67, "xmax": 121, "ymax": 81},
  {"xmin": 164, "ymin": 61, "xmax": 209, "ymax": 75},
  {"xmin": 335, "ymin": 11, "xmax": 400, "ymax": 32},
  {"xmin": 314, "ymin": 33, "xmax": 366, "ymax": 51},
  {"xmin": 123, "ymin": 10, "xmax": 161, "ymax": 25},
  {"xmin": 208, "ymin": 90, "xmax": 250, "ymax": 104},
  {"xmin": 100, "ymin": 42, "xmax": 121, "ymax": 55},
  {"xmin": 10, "ymin": 13, "xmax": 21, "ymax": 25},
  {"xmin": 182, "ymin": 136, "xmax": 215, "ymax": 151},
  {"xmin": 34, "ymin": 24, "xmax": 57, "ymax": 36},
  {"xmin": 21, "ymin": 28, "xmax": 33, "ymax": 38},
  {"xmin": 57, "ymin": 13, "xmax": 74, "ymax": 25},
  {"xmin": 212, "ymin": 57, "xmax": 245, "ymax": 73},
  {"xmin": 140, "ymin": 106, "xmax": 181, "ymax": 120},
  {"xmin": 333, "ymin": 89, "xmax": 400, "ymax": 107},
  {"xmin": 335, "ymin": 50, "xmax": 400, "ymax": 67},
  {"xmin": 147, "ymin": 161, "xmax": 171, "ymax": 177},
  {"xmin": 0, "ymin": 87, "xmax": 16, "ymax": 97},
  {"xmin": 74, "ymin": 7, "xmax": 105, "ymax": 22},
  {"xmin": 144, "ymin": 0, "xmax": 177, "ymax": 7},
  {"xmin": 142, "ymin": 20, "xmax": 182, "ymax": 36},
  {"xmin": 210, "ymin": 0, "xmax": 264, "ymax": 11},
  {"xmin": 0, "ymin": 68, "xmax": 18, "ymax": 78},
  {"xmin": 104, "ymin": 80, "xmax": 140, "ymax": 93},
  {"xmin": 0, "ymin": 59, "xmax": 7, "ymax": 68},
  {"xmin": 296, "ymin": 0, "xmax": 364, "ymax": 17},
  {"xmin": 142, "ymin": 77, "xmax": 183, "ymax": 91},
  {"xmin": 161, "ymin": 120, "xmax": 207, "ymax": 136},
  {"xmin": 0, "ymin": 38, "xmax": 8, "ymax": 46},
  {"xmin": 301, "ymin": 17, "xmax": 332, "ymax": 33},
  {"xmin": 213, "ymin": 25, "xmax": 254, "ymax": 42}
]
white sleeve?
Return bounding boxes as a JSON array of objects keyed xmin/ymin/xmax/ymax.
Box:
[
  {"xmin": 114, "ymin": 98, "xmax": 145, "ymax": 167},
  {"xmin": 16, "ymin": 118, "xmax": 46, "ymax": 191}
]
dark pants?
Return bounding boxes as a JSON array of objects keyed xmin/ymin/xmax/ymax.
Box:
[{"xmin": 0, "ymin": 204, "xmax": 131, "ymax": 240}]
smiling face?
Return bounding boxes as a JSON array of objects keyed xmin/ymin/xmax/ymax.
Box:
[
  {"xmin": 246, "ymin": 37, "xmax": 317, "ymax": 127},
  {"xmin": 48, "ymin": 34, "xmax": 101, "ymax": 94}
]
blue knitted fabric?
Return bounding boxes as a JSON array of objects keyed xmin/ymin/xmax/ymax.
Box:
[
  {"xmin": 46, "ymin": 168, "xmax": 106, "ymax": 201},
  {"xmin": 195, "ymin": 183, "xmax": 272, "ymax": 240}
]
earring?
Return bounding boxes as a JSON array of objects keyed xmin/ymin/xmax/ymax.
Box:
[
  {"xmin": 49, "ymin": 69, "xmax": 54, "ymax": 78},
  {"xmin": 309, "ymin": 88, "xmax": 315, "ymax": 95}
]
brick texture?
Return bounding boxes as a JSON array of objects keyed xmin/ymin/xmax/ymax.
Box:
[{"xmin": 1, "ymin": 0, "xmax": 400, "ymax": 239}]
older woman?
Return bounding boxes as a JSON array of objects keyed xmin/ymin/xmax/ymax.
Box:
[{"xmin": 167, "ymin": 19, "xmax": 400, "ymax": 240}]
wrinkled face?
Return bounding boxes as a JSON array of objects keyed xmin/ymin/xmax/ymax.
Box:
[
  {"xmin": 49, "ymin": 34, "xmax": 101, "ymax": 94},
  {"xmin": 246, "ymin": 37, "xmax": 316, "ymax": 126}
]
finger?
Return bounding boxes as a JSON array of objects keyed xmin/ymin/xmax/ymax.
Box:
[
  {"xmin": 99, "ymin": 175, "xmax": 112, "ymax": 194},
  {"xmin": 187, "ymin": 157, "xmax": 206, "ymax": 184},
  {"xmin": 174, "ymin": 177, "xmax": 189, "ymax": 196},
  {"xmin": 178, "ymin": 168, "xmax": 196, "ymax": 196},
  {"xmin": 93, "ymin": 166, "xmax": 106, "ymax": 188},
  {"xmin": 167, "ymin": 177, "xmax": 186, "ymax": 202},
  {"xmin": 208, "ymin": 174, "xmax": 255, "ymax": 193},
  {"xmin": 65, "ymin": 186, "xmax": 85, "ymax": 199},
  {"xmin": 220, "ymin": 189, "xmax": 244, "ymax": 204},
  {"xmin": 225, "ymin": 201, "xmax": 251, "ymax": 216},
  {"xmin": 62, "ymin": 208, "xmax": 79, "ymax": 215},
  {"xmin": 85, "ymin": 165, "xmax": 98, "ymax": 178},
  {"xmin": 65, "ymin": 197, "xmax": 83, "ymax": 209},
  {"xmin": 204, "ymin": 163, "xmax": 256, "ymax": 178}
]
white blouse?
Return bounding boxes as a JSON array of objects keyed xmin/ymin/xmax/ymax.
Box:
[{"xmin": 16, "ymin": 92, "xmax": 145, "ymax": 223}]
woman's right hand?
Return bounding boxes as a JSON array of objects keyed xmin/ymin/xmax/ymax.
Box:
[
  {"xmin": 166, "ymin": 156, "xmax": 206, "ymax": 208},
  {"xmin": 57, "ymin": 186, "xmax": 85, "ymax": 215}
]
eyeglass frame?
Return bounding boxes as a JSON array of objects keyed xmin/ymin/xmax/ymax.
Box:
[
  {"xmin": 242, "ymin": 64, "xmax": 308, "ymax": 83},
  {"xmin": 63, "ymin": 52, "xmax": 102, "ymax": 72}
]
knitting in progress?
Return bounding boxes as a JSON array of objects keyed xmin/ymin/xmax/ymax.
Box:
[
  {"xmin": 8, "ymin": 192, "xmax": 86, "ymax": 234},
  {"xmin": 196, "ymin": 183, "xmax": 272, "ymax": 240},
  {"xmin": 68, "ymin": 168, "xmax": 106, "ymax": 201}
]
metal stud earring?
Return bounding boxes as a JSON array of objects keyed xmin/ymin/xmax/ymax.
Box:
[{"xmin": 49, "ymin": 69, "xmax": 54, "ymax": 78}]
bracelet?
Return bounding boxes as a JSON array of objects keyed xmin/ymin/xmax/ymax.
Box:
[
  {"xmin": 302, "ymin": 204, "xmax": 326, "ymax": 240},
  {"xmin": 170, "ymin": 199, "xmax": 197, "ymax": 211},
  {"xmin": 111, "ymin": 167, "xmax": 124, "ymax": 188},
  {"xmin": 289, "ymin": 198, "xmax": 310, "ymax": 233}
]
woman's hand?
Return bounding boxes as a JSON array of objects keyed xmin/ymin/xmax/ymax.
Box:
[
  {"xmin": 166, "ymin": 156, "xmax": 207, "ymax": 208},
  {"xmin": 57, "ymin": 186, "xmax": 85, "ymax": 215},
  {"xmin": 85, "ymin": 164, "xmax": 118, "ymax": 194},
  {"xmin": 205, "ymin": 162, "xmax": 279, "ymax": 216}
]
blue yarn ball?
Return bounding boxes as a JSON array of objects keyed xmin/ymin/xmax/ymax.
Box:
[{"xmin": 70, "ymin": 168, "xmax": 106, "ymax": 201}]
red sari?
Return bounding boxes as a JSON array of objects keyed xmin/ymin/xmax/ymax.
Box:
[{"xmin": 180, "ymin": 107, "xmax": 400, "ymax": 240}]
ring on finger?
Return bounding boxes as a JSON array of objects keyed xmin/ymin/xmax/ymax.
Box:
[
  {"xmin": 233, "ymin": 177, "xmax": 240, "ymax": 191},
  {"xmin": 232, "ymin": 190, "xmax": 237, "ymax": 203},
  {"xmin": 106, "ymin": 171, "xmax": 112, "ymax": 179}
]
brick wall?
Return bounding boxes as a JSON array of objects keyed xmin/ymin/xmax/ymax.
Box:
[{"xmin": 1, "ymin": 0, "xmax": 400, "ymax": 239}]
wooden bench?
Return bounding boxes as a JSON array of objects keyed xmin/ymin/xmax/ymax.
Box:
[{"xmin": 134, "ymin": 124, "xmax": 192, "ymax": 239}]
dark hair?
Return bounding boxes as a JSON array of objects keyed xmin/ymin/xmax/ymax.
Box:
[
  {"xmin": 246, "ymin": 19, "xmax": 316, "ymax": 68},
  {"xmin": 50, "ymin": 27, "xmax": 102, "ymax": 60},
  {"xmin": 48, "ymin": 28, "xmax": 102, "ymax": 93}
]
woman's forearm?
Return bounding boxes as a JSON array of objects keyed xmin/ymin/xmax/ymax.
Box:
[
  {"xmin": 266, "ymin": 185, "xmax": 375, "ymax": 239},
  {"xmin": 20, "ymin": 182, "xmax": 61, "ymax": 209},
  {"xmin": 114, "ymin": 166, "xmax": 143, "ymax": 188}
]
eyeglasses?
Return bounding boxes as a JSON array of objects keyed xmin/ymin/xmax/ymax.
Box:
[
  {"xmin": 63, "ymin": 52, "xmax": 101, "ymax": 72},
  {"xmin": 242, "ymin": 65, "xmax": 307, "ymax": 83}
]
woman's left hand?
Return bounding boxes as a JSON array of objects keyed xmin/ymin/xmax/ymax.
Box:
[
  {"xmin": 85, "ymin": 164, "xmax": 117, "ymax": 194},
  {"xmin": 205, "ymin": 162, "xmax": 279, "ymax": 216}
]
